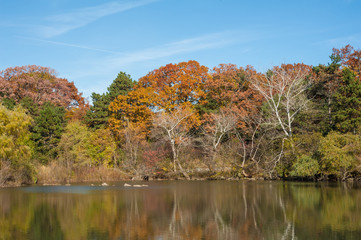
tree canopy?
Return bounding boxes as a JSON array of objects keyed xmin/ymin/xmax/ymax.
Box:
[
  {"xmin": 0, "ymin": 65, "xmax": 85, "ymax": 108},
  {"xmin": 3, "ymin": 45, "xmax": 361, "ymax": 184}
]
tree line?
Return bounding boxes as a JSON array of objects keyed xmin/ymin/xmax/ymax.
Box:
[{"xmin": 1, "ymin": 45, "xmax": 361, "ymax": 185}]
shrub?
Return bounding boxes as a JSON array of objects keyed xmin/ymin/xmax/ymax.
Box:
[
  {"xmin": 290, "ymin": 155, "xmax": 319, "ymax": 178},
  {"xmin": 318, "ymin": 131, "xmax": 361, "ymax": 180}
]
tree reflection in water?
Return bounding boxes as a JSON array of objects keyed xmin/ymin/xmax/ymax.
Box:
[
  {"xmin": 0, "ymin": 181, "xmax": 360, "ymax": 239},
  {"xmin": 28, "ymin": 203, "xmax": 64, "ymax": 240}
]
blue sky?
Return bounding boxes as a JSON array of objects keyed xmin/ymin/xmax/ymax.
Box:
[{"xmin": 1, "ymin": 0, "xmax": 360, "ymax": 99}]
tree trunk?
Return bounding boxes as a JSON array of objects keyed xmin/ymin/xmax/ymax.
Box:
[
  {"xmin": 176, "ymin": 160, "xmax": 190, "ymax": 180},
  {"xmin": 170, "ymin": 139, "xmax": 177, "ymax": 172}
]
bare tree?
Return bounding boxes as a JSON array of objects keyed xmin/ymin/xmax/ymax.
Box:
[
  {"xmin": 203, "ymin": 108, "xmax": 238, "ymax": 170},
  {"xmin": 249, "ymin": 64, "xmax": 314, "ymax": 178},
  {"xmin": 234, "ymin": 114, "xmax": 266, "ymax": 175},
  {"xmin": 153, "ymin": 106, "xmax": 196, "ymax": 179},
  {"xmin": 250, "ymin": 64, "xmax": 313, "ymax": 138}
]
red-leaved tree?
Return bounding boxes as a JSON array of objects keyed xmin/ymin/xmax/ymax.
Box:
[{"xmin": 0, "ymin": 65, "xmax": 85, "ymax": 109}]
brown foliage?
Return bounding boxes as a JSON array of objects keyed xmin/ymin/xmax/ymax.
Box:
[
  {"xmin": 65, "ymin": 100, "xmax": 90, "ymax": 121},
  {"xmin": 0, "ymin": 65, "xmax": 85, "ymax": 109},
  {"xmin": 206, "ymin": 64, "xmax": 264, "ymax": 128},
  {"xmin": 332, "ymin": 44, "xmax": 361, "ymax": 78},
  {"xmin": 36, "ymin": 161, "xmax": 128, "ymax": 184}
]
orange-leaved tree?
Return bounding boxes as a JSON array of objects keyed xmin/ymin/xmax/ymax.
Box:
[
  {"xmin": 108, "ymin": 87, "xmax": 156, "ymax": 136},
  {"xmin": 138, "ymin": 61, "xmax": 208, "ymax": 177},
  {"xmin": 109, "ymin": 61, "xmax": 209, "ymax": 177},
  {"xmin": 109, "ymin": 60, "xmax": 209, "ymax": 132},
  {"xmin": 137, "ymin": 60, "xmax": 210, "ymax": 111}
]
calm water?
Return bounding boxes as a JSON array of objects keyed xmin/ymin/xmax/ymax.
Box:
[{"xmin": 0, "ymin": 181, "xmax": 361, "ymax": 240}]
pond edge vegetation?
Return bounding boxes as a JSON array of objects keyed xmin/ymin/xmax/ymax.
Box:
[{"xmin": 1, "ymin": 45, "xmax": 361, "ymax": 186}]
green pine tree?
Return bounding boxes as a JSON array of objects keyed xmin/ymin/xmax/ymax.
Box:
[
  {"xmin": 310, "ymin": 60, "xmax": 341, "ymax": 134},
  {"xmin": 332, "ymin": 68, "xmax": 361, "ymax": 133},
  {"xmin": 85, "ymin": 71, "xmax": 134, "ymax": 129},
  {"xmin": 84, "ymin": 93, "xmax": 109, "ymax": 129},
  {"xmin": 32, "ymin": 102, "xmax": 66, "ymax": 163},
  {"xmin": 107, "ymin": 71, "xmax": 134, "ymax": 100}
]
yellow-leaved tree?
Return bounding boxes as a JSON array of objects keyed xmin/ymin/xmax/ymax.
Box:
[
  {"xmin": 108, "ymin": 87, "xmax": 155, "ymax": 178},
  {"xmin": 0, "ymin": 104, "xmax": 33, "ymax": 185}
]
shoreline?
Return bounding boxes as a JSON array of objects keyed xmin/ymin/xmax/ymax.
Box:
[{"xmin": 2, "ymin": 174, "xmax": 360, "ymax": 188}]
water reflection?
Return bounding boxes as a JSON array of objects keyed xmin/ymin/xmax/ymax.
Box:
[
  {"xmin": 0, "ymin": 181, "xmax": 360, "ymax": 240},
  {"xmin": 28, "ymin": 203, "xmax": 64, "ymax": 240}
]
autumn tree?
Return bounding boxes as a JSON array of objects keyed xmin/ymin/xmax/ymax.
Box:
[
  {"xmin": 107, "ymin": 61, "xmax": 208, "ymax": 177},
  {"xmin": 57, "ymin": 121, "xmax": 91, "ymax": 174},
  {"xmin": 137, "ymin": 60, "xmax": 209, "ymax": 111},
  {"xmin": 0, "ymin": 65, "xmax": 87, "ymax": 123},
  {"xmin": 58, "ymin": 121, "xmax": 118, "ymax": 177},
  {"xmin": 0, "ymin": 104, "xmax": 34, "ymax": 185},
  {"xmin": 201, "ymin": 64, "xmax": 266, "ymax": 175},
  {"xmin": 109, "ymin": 61, "xmax": 209, "ymax": 136},
  {"xmin": 118, "ymin": 121, "xmax": 150, "ymax": 178},
  {"xmin": 108, "ymin": 61, "xmax": 210, "ymax": 178},
  {"xmin": 108, "ymin": 88, "xmax": 155, "ymax": 177},
  {"xmin": 109, "ymin": 61, "xmax": 210, "ymax": 163},
  {"xmin": 0, "ymin": 65, "xmax": 85, "ymax": 108},
  {"xmin": 108, "ymin": 87, "xmax": 155, "ymax": 136},
  {"xmin": 203, "ymin": 64, "xmax": 263, "ymax": 117},
  {"xmin": 331, "ymin": 45, "xmax": 361, "ymax": 78},
  {"xmin": 87, "ymin": 128, "xmax": 118, "ymax": 167}
]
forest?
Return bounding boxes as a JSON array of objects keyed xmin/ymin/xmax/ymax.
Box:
[{"xmin": 1, "ymin": 45, "xmax": 361, "ymax": 186}]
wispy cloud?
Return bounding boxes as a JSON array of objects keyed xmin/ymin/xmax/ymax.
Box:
[
  {"xmin": 319, "ymin": 33, "xmax": 361, "ymax": 47},
  {"xmin": 20, "ymin": 36, "xmax": 123, "ymax": 54},
  {"xmin": 19, "ymin": 30, "xmax": 253, "ymax": 66},
  {"xmin": 36, "ymin": 0, "xmax": 158, "ymax": 38},
  {"xmin": 66, "ymin": 30, "xmax": 260, "ymax": 86},
  {"xmin": 107, "ymin": 30, "xmax": 258, "ymax": 66},
  {"xmin": 27, "ymin": 30, "xmax": 258, "ymax": 66},
  {"xmin": 31, "ymin": 29, "xmax": 263, "ymax": 97}
]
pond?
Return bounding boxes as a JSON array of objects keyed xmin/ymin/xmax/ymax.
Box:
[{"xmin": 0, "ymin": 181, "xmax": 360, "ymax": 240}]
